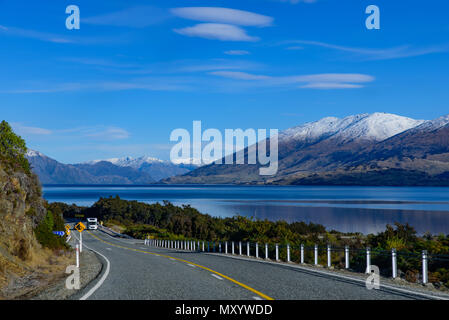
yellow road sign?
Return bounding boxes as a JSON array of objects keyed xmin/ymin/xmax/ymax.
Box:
[
  {"xmin": 65, "ymin": 224, "xmax": 71, "ymax": 231},
  {"xmin": 75, "ymin": 222, "xmax": 86, "ymax": 233}
]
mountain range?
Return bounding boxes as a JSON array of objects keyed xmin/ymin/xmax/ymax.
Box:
[
  {"xmin": 26, "ymin": 151, "xmax": 196, "ymax": 185},
  {"xmin": 165, "ymin": 113, "xmax": 449, "ymax": 186}
]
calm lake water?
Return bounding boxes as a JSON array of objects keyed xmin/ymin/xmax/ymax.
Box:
[{"xmin": 42, "ymin": 185, "xmax": 449, "ymax": 235}]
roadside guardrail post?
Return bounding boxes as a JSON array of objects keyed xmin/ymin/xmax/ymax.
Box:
[
  {"xmin": 301, "ymin": 244, "xmax": 304, "ymax": 264},
  {"xmin": 392, "ymin": 248, "xmax": 397, "ymax": 278},
  {"xmin": 80, "ymin": 232, "xmax": 83, "ymax": 253},
  {"xmin": 232, "ymin": 241, "xmax": 235, "ymax": 255},
  {"xmin": 225, "ymin": 241, "xmax": 228, "ymax": 254},
  {"xmin": 219, "ymin": 242, "xmax": 222, "ymax": 253},
  {"xmin": 197, "ymin": 241, "xmax": 200, "ymax": 252},
  {"xmin": 345, "ymin": 245, "xmax": 350, "ymax": 269},
  {"xmin": 76, "ymin": 244, "xmax": 79, "ymax": 268},
  {"xmin": 366, "ymin": 247, "xmax": 371, "ymax": 273},
  {"xmin": 256, "ymin": 243, "xmax": 259, "ymax": 258},
  {"xmin": 202, "ymin": 241, "xmax": 205, "ymax": 252},
  {"xmin": 239, "ymin": 241, "xmax": 242, "ymax": 255},
  {"xmin": 247, "ymin": 241, "xmax": 250, "ymax": 257},
  {"xmin": 327, "ymin": 244, "xmax": 331, "ymax": 268},
  {"xmin": 287, "ymin": 243, "xmax": 291, "ymax": 262},
  {"xmin": 314, "ymin": 244, "xmax": 318, "ymax": 265},
  {"xmin": 265, "ymin": 243, "xmax": 269, "ymax": 260},
  {"xmin": 422, "ymin": 250, "xmax": 428, "ymax": 284},
  {"xmin": 275, "ymin": 244, "xmax": 279, "ymax": 261}
]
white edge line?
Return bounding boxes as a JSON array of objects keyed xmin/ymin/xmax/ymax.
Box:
[{"xmin": 73, "ymin": 232, "xmax": 111, "ymax": 301}]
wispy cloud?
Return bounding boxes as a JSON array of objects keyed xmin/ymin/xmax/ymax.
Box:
[
  {"xmin": 210, "ymin": 71, "xmax": 271, "ymax": 80},
  {"xmin": 224, "ymin": 50, "xmax": 250, "ymax": 55},
  {"xmin": 82, "ymin": 126, "xmax": 130, "ymax": 140},
  {"xmin": 285, "ymin": 40, "xmax": 449, "ymax": 60},
  {"xmin": 1, "ymin": 79, "xmax": 191, "ymax": 94},
  {"xmin": 14, "ymin": 124, "xmax": 131, "ymax": 141},
  {"xmin": 210, "ymin": 71, "xmax": 374, "ymax": 89},
  {"xmin": 0, "ymin": 24, "xmax": 131, "ymax": 45},
  {"xmin": 174, "ymin": 23, "xmax": 259, "ymax": 42},
  {"xmin": 171, "ymin": 7, "xmax": 273, "ymax": 27},
  {"xmin": 84, "ymin": 6, "xmax": 170, "ymax": 28},
  {"xmin": 0, "ymin": 24, "xmax": 73, "ymax": 43},
  {"xmin": 12, "ymin": 123, "xmax": 53, "ymax": 136}
]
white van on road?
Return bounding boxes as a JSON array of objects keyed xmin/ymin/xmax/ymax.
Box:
[{"xmin": 87, "ymin": 218, "xmax": 98, "ymax": 230}]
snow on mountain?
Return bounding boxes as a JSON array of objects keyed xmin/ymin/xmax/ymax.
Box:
[
  {"xmin": 413, "ymin": 114, "xmax": 449, "ymax": 132},
  {"xmin": 26, "ymin": 149, "xmax": 46, "ymax": 158},
  {"xmin": 85, "ymin": 155, "xmax": 166, "ymax": 168},
  {"xmin": 280, "ymin": 113, "xmax": 425, "ymax": 144}
]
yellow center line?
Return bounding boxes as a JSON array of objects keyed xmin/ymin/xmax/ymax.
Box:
[{"xmin": 87, "ymin": 231, "xmax": 274, "ymax": 300}]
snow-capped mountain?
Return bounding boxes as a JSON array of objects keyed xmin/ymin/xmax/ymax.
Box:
[
  {"xmin": 411, "ymin": 114, "xmax": 449, "ymax": 132},
  {"xmin": 84, "ymin": 155, "xmax": 198, "ymax": 181},
  {"xmin": 280, "ymin": 113, "xmax": 425, "ymax": 144},
  {"xmin": 25, "ymin": 150, "xmax": 155, "ymax": 184},
  {"xmin": 167, "ymin": 112, "xmax": 449, "ymax": 185},
  {"xmin": 26, "ymin": 150, "xmax": 197, "ymax": 184},
  {"xmin": 85, "ymin": 155, "xmax": 166, "ymax": 168}
]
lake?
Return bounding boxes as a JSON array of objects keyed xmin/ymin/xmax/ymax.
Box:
[{"xmin": 42, "ymin": 185, "xmax": 449, "ymax": 235}]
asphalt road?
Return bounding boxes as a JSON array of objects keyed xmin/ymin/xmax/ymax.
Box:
[{"xmin": 68, "ymin": 229, "xmax": 441, "ymax": 300}]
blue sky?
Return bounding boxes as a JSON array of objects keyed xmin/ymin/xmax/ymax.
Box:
[{"xmin": 0, "ymin": 0, "xmax": 448, "ymax": 163}]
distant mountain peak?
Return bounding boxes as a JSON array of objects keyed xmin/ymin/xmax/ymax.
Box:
[
  {"xmin": 280, "ymin": 112, "xmax": 425, "ymax": 144},
  {"xmin": 26, "ymin": 149, "xmax": 46, "ymax": 158},
  {"xmin": 85, "ymin": 155, "xmax": 166, "ymax": 168},
  {"xmin": 415, "ymin": 114, "xmax": 449, "ymax": 131}
]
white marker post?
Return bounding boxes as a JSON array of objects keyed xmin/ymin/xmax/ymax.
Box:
[
  {"xmin": 345, "ymin": 245, "xmax": 350, "ymax": 269},
  {"xmin": 314, "ymin": 244, "xmax": 318, "ymax": 265},
  {"xmin": 76, "ymin": 244, "xmax": 80, "ymax": 268},
  {"xmin": 287, "ymin": 244, "xmax": 291, "ymax": 262},
  {"xmin": 275, "ymin": 244, "xmax": 279, "ymax": 261},
  {"xmin": 301, "ymin": 244, "xmax": 304, "ymax": 264},
  {"xmin": 265, "ymin": 243, "xmax": 269, "ymax": 260},
  {"xmin": 80, "ymin": 232, "xmax": 83, "ymax": 253},
  {"xmin": 422, "ymin": 250, "xmax": 428, "ymax": 284},
  {"xmin": 366, "ymin": 247, "xmax": 371, "ymax": 274}
]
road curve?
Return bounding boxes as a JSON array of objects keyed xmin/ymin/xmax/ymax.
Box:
[{"xmin": 73, "ymin": 230, "xmax": 426, "ymax": 300}]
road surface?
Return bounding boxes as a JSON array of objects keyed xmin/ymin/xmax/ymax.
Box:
[{"xmin": 68, "ymin": 229, "xmax": 445, "ymax": 300}]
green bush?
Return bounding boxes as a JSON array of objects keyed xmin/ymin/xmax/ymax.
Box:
[{"xmin": 34, "ymin": 210, "xmax": 67, "ymax": 249}]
